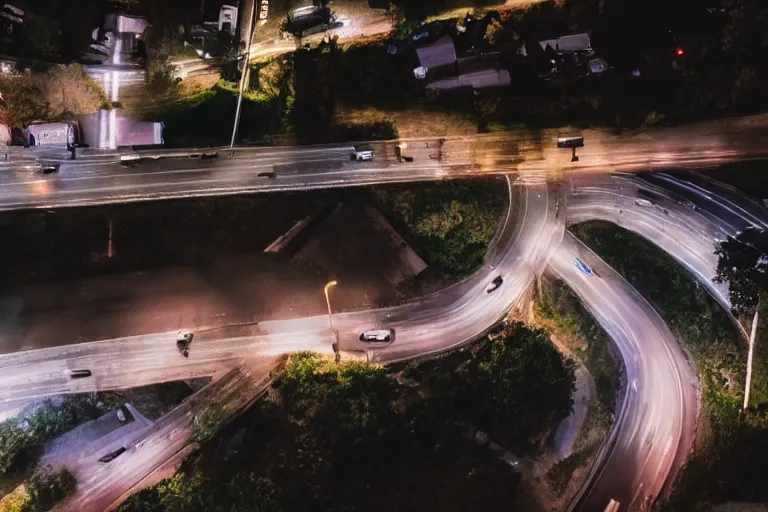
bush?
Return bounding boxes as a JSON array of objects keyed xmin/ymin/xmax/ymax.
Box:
[
  {"xmin": 191, "ymin": 403, "xmax": 227, "ymax": 444},
  {"xmin": 374, "ymin": 180, "xmax": 506, "ymax": 277},
  {"xmin": 160, "ymin": 84, "xmax": 280, "ymax": 147},
  {"xmin": 144, "ymin": 25, "xmax": 185, "ymax": 96},
  {"xmin": 461, "ymin": 323, "xmax": 577, "ymax": 452},
  {"xmin": 33, "ymin": 65, "xmax": 107, "ymax": 120},
  {"xmin": 535, "ymin": 277, "xmax": 620, "ymax": 417},
  {"xmin": 0, "ymin": 64, "xmax": 106, "ymax": 128},
  {"xmin": 0, "ymin": 467, "xmax": 77, "ymax": 512}
]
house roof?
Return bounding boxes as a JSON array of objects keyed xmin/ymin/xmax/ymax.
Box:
[
  {"xmin": 519, "ymin": 33, "xmax": 592, "ymax": 56},
  {"xmin": 426, "ymin": 69, "xmax": 511, "ymax": 91},
  {"xmin": 457, "ymin": 52, "xmax": 502, "ymax": 74},
  {"xmin": 415, "ymin": 34, "xmax": 457, "ymax": 69}
]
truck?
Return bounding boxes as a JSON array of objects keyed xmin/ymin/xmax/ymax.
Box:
[
  {"xmin": 70, "ymin": 110, "xmax": 165, "ymax": 150},
  {"xmin": 26, "ymin": 116, "xmax": 164, "ymax": 151}
]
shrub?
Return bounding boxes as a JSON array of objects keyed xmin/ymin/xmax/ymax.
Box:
[{"xmin": 0, "ymin": 64, "xmax": 106, "ymax": 128}]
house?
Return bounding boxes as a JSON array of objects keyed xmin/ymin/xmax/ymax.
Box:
[
  {"xmin": 519, "ymin": 33, "xmax": 592, "ymax": 57},
  {"xmin": 519, "ymin": 32, "xmax": 609, "ymax": 77},
  {"xmin": 415, "ymin": 34, "xmax": 457, "ymax": 70},
  {"xmin": 414, "ymin": 34, "xmax": 511, "ymax": 91},
  {"xmin": 427, "ymin": 68, "xmax": 511, "ymax": 91}
]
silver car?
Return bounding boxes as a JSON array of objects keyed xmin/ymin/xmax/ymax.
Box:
[{"xmin": 359, "ymin": 329, "xmax": 395, "ymax": 343}]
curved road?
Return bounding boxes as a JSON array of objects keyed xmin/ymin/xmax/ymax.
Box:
[
  {"xmin": 1, "ymin": 168, "xmax": 766, "ymax": 511},
  {"xmin": 0, "ymin": 182, "xmax": 560, "ymax": 398},
  {"xmin": 553, "ymin": 233, "xmax": 697, "ymax": 512}
]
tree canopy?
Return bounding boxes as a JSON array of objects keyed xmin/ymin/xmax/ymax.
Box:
[
  {"xmin": 715, "ymin": 226, "xmax": 768, "ymax": 315},
  {"xmin": 0, "ymin": 64, "xmax": 106, "ymax": 128}
]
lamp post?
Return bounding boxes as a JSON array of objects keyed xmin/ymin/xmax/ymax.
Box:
[
  {"xmin": 324, "ymin": 280, "xmax": 338, "ymax": 333},
  {"xmin": 324, "ymin": 280, "xmax": 339, "ymax": 356}
]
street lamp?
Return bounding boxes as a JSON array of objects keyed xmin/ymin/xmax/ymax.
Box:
[{"xmin": 323, "ymin": 280, "xmax": 338, "ymax": 333}]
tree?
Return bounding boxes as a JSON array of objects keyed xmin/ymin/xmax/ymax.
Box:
[
  {"xmin": 34, "ymin": 64, "xmax": 107, "ymax": 119},
  {"xmin": 0, "ymin": 78, "xmax": 47, "ymax": 129},
  {"xmin": 22, "ymin": 466, "xmax": 77, "ymax": 512},
  {"xmin": 191, "ymin": 403, "xmax": 227, "ymax": 443},
  {"xmin": 384, "ymin": 2, "xmax": 406, "ymax": 27},
  {"xmin": 228, "ymin": 474, "xmax": 281, "ymax": 512},
  {"xmin": 715, "ymin": 227, "xmax": 768, "ymax": 315},
  {"xmin": 0, "ymin": 64, "xmax": 105, "ymax": 128},
  {"xmin": 462, "ymin": 323, "xmax": 576, "ymax": 451},
  {"xmin": 0, "ymin": 417, "xmax": 28, "ymax": 474},
  {"xmin": 144, "ymin": 25, "xmax": 185, "ymax": 95}
]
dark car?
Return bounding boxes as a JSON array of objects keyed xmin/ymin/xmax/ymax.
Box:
[
  {"xmin": 69, "ymin": 369, "xmax": 92, "ymax": 379},
  {"xmin": 485, "ymin": 275, "xmax": 504, "ymax": 293},
  {"xmin": 98, "ymin": 446, "xmax": 127, "ymax": 463},
  {"xmin": 177, "ymin": 331, "xmax": 193, "ymax": 357},
  {"xmin": 257, "ymin": 171, "xmax": 276, "ymax": 178},
  {"xmin": 36, "ymin": 163, "xmax": 60, "ymax": 174},
  {"xmin": 637, "ymin": 188, "xmax": 663, "ymax": 205}
]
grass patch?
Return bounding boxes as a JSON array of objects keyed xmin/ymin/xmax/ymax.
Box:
[
  {"xmin": 534, "ymin": 276, "xmax": 620, "ymax": 418},
  {"xmin": 546, "ymin": 446, "xmax": 595, "ymax": 497},
  {"xmin": 373, "ymin": 179, "xmax": 507, "ymax": 278},
  {"xmin": 533, "ymin": 276, "xmax": 619, "ymax": 498},
  {"xmin": 160, "ymin": 81, "xmax": 281, "ymax": 147}
]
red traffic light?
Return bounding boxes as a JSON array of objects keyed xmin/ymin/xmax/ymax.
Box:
[{"xmin": 675, "ymin": 47, "xmax": 685, "ymax": 56}]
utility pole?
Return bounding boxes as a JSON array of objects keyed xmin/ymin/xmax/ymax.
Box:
[
  {"xmin": 743, "ymin": 309, "xmax": 759, "ymax": 410},
  {"xmin": 229, "ymin": 0, "xmax": 258, "ymax": 153}
]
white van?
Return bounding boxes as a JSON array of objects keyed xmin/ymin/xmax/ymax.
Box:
[{"xmin": 25, "ymin": 121, "xmax": 81, "ymax": 150}]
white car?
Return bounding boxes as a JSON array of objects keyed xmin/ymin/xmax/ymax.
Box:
[
  {"xmin": 351, "ymin": 147, "xmax": 374, "ymax": 162},
  {"xmin": 359, "ymin": 329, "xmax": 395, "ymax": 343},
  {"xmin": 635, "ymin": 198, "xmax": 654, "ymax": 208}
]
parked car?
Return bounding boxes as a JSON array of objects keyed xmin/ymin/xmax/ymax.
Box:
[
  {"xmin": 359, "ymin": 329, "xmax": 395, "ymax": 343},
  {"xmin": 69, "ymin": 369, "xmax": 92, "ymax": 379}
]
